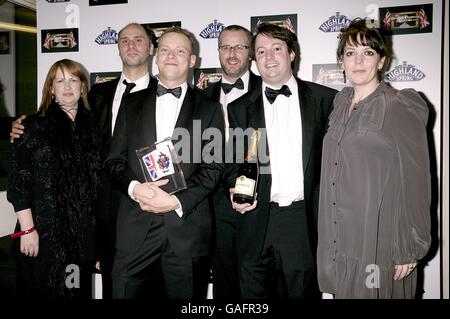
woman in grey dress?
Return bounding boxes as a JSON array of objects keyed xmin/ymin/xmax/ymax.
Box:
[{"xmin": 317, "ymin": 18, "xmax": 431, "ymax": 299}]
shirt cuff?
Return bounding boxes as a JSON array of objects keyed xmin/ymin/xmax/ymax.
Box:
[
  {"xmin": 128, "ymin": 180, "xmax": 140, "ymax": 202},
  {"xmin": 172, "ymin": 195, "xmax": 183, "ymax": 218}
]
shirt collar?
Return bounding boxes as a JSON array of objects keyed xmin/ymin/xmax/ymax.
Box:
[
  {"xmin": 120, "ymin": 73, "xmax": 150, "ymax": 91},
  {"xmin": 221, "ymin": 70, "xmax": 250, "ymax": 90}
]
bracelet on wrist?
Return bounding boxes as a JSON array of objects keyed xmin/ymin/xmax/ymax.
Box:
[{"xmin": 10, "ymin": 226, "xmax": 36, "ymax": 239}]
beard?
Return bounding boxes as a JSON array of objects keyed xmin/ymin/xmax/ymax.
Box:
[{"xmin": 222, "ymin": 59, "xmax": 250, "ymax": 78}]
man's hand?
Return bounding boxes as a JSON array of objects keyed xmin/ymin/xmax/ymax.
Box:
[
  {"xmin": 10, "ymin": 115, "xmax": 27, "ymax": 143},
  {"xmin": 229, "ymin": 187, "xmax": 257, "ymax": 214},
  {"xmin": 133, "ymin": 179, "xmax": 180, "ymax": 213}
]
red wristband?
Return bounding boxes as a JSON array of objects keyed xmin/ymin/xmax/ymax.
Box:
[{"xmin": 10, "ymin": 226, "xmax": 36, "ymax": 239}]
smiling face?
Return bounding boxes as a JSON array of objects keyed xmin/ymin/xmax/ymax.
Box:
[
  {"xmin": 118, "ymin": 24, "xmax": 153, "ymax": 69},
  {"xmin": 254, "ymin": 33, "xmax": 295, "ymax": 87},
  {"xmin": 52, "ymin": 67, "xmax": 81, "ymax": 108},
  {"xmin": 156, "ymin": 31, "xmax": 196, "ymax": 88},
  {"xmin": 218, "ymin": 29, "xmax": 252, "ymax": 82},
  {"xmin": 341, "ymin": 36, "xmax": 385, "ymax": 89}
]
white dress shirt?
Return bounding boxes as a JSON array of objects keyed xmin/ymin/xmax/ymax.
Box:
[
  {"xmin": 263, "ymin": 76, "xmax": 304, "ymax": 207},
  {"xmin": 155, "ymin": 82, "xmax": 187, "ymax": 142},
  {"xmin": 128, "ymin": 81, "xmax": 188, "ymax": 217},
  {"xmin": 111, "ymin": 73, "xmax": 150, "ymax": 135},
  {"xmin": 220, "ymin": 71, "xmax": 250, "ymax": 142}
]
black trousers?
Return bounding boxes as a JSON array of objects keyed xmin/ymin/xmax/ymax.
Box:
[
  {"xmin": 111, "ymin": 215, "xmax": 209, "ymax": 299},
  {"xmin": 96, "ymin": 220, "xmax": 116, "ymax": 299},
  {"xmin": 211, "ymin": 190, "xmax": 242, "ymax": 299},
  {"xmin": 239, "ymin": 200, "xmax": 319, "ymax": 299}
]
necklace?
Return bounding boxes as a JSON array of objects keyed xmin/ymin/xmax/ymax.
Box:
[{"xmin": 59, "ymin": 105, "xmax": 78, "ymax": 121}]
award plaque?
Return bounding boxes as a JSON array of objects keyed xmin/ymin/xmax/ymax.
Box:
[{"xmin": 136, "ymin": 137, "xmax": 187, "ymax": 194}]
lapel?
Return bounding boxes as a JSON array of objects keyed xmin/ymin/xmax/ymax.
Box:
[
  {"xmin": 203, "ymin": 80, "xmax": 222, "ymax": 101},
  {"xmin": 248, "ymin": 71, "xmax": 262, "ymax": 92},
  {"xmin": 211, "ymin": 80, "xmax": 222, "ymax": 101},
  {"xmin": 247, "ymin": 87, "xmax": 266, "ymax": 131},
  {"xmin": 174, "ymin": 86, "xmax": 195, "ymax": 144},
  {"xmin": 296, "ymin": 78, "xmax": 314, "ymax": 174},
  {"xmin": 99, "ymin": 77, "xmax": 119, "ymax": 139},
  {"xmin": 141, "ymin": 84, "xmax": 158, "ymax": 146}
]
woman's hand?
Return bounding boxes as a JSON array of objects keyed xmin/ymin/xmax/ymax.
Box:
[
  {"xmin": 20, "ymin": 230, "xmax": 39, "ymax": 257},
  {"xmin": 394, "ymin": 262, "xmax": 417, "ymax": 280}
]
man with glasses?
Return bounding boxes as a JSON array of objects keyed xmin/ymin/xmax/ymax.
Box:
[{"xmin": 198, "ymin": 25, "xmax": 261, "ymax": 299}]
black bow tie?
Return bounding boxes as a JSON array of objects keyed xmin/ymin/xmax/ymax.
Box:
[
  {"xmin": 221, "ymin": 78, "xmax": 244, "ymax": 94},
  {"xmin": 122, "ymin": 80, "xmax": 136, "ymax": 96},
  {"xmin": 264, "ymin": 85, "xmax": 292, "ymax": 104},
  {"xmin": 156, "ymin": 84, "xmax": 182, "ymax": 98}
]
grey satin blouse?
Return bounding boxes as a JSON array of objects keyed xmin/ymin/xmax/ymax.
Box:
[{"xmin": 317, "ymin": 82, "xmax": 431, "ymax": 299}]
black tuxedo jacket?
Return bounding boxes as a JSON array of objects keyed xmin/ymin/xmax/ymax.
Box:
[
  {"xmin": 201, "ymin": 71, "xmax": 262, "ymax": 103},
  {"xmin": 88, "ymin": 76, "xmax": 157, "ymax": 224},
  {"xmin": 226, "ymin": 77, "xmax": 337, "ymax": 259},
  {"xmin": 200, "ymin": 72, "xmax": 261, "ymax": 215},
  {"xmin": 105, "ymin": 81, "xmax": 224, "ymax": 257}
]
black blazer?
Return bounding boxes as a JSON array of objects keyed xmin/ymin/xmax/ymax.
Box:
[
  {"xmin": 88, "ymin": 76, "xmax": 158, "ymax": 224},
  {"xmin": 226, "ymin": 77, "xmax": 337, "ymax": 259},
  {"xmin": 199, "ymin": 71, "xmax": 262, "ymax": 218},
  {"xmin": 105, "ymin": 81, "xmax": 224, "ymax": 257},
  {"xmin": 201, "ymin": 71, "xmax": 262, "ymax": 102}
]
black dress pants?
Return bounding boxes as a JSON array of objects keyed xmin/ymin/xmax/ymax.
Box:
[
  {"xmin": 239, "ymin": 200, "xmax": 319, "ymax": 299},
  {"xmin": 211, "ymin": 189, "xmax": 242, "ymax": 299},
  {"xmin": 111, "ymin": 216, "xmax": 209, "ymax": 299}
]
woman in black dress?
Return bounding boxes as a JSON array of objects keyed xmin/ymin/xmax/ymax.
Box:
[{"xmin": 7, "ymin": 59, "xmax": 100, "ymax": 298}]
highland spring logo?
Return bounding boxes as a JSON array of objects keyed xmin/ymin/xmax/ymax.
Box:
[
  {"xmin": 199, "ymin": 20, "xmax": 224, "ymax": 39},
  {"xmin": 386, "ymin": 61, "xmax": 426, "ymax": 82},
  {"xmin": 95, "ymin": 27, "xmax": 118, "ymax": 45},
  {"xmin": 319, "ymin": 12, "xmax": 351, "ymax": 32}
]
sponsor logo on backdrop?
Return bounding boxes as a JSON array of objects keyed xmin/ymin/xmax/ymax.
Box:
[
  {"xmin": 380, "ymin": 4, "xmax": 432, "ymax": 35},
  {"xmin": 251, "ymin": 14, "xmax": 297, "ymax": 34},
  {"xmin": 95, "ymin": 27, "xmax": 118, "ymax": 45},
  {"xmin": 89, "ymin": 0, "xmax": 127, "ymax": 6},
  {"xmin": 386, "ymin": 61, "xmax": 426, "ymax": 82},
  {"xmin": 199, "ymin": 20, "xmax": 225, "ymax": 39},
  {"xmin": 194, "ymin": 68, "xmax": 223, "ymax": 90},
  {"xmin": 41, "ymin": 28, "xmax": 79, "ymax": 53},
  {"xmin": 312, "ymin": 63, "xmax": 346, "ymax": 90},
  {"xmin": 141, "ymin": 21, "xmax": 181, "ymax": 48},
  {"xmin": 89, "ymin": 72, "xmax": 121, "ymax": 86},
  {"xmin": 319, "ymin": 12, "xmax": 351, "ymax": 32}
]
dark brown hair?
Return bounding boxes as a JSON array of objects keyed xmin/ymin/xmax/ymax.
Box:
[
  {"xmin": 337, "ymin": 18, "xmax": 388, "ymax": 63},
  {"xmin": 253, "ymin": 22, "xmax": 296, "ymax": 54}
]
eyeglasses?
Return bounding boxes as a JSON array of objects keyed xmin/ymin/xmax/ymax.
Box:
[{"xmin": 218, "ymin": 44, "xmax": 250, "ymax": 53}]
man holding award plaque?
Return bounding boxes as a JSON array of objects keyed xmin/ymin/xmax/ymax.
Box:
[{"xmin": 105, "ymin": 27, "xmax": 224, "ymax": 299}]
